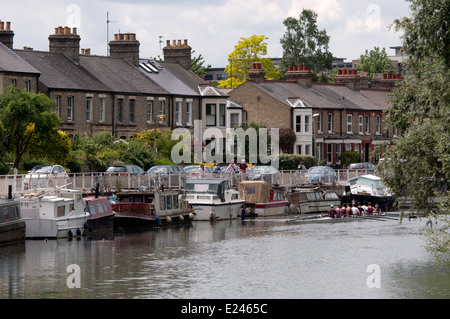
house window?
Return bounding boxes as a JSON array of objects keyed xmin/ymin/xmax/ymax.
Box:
[
  {"xmin": 99, "ymin": 98, "xmax": 105, "ymax": 123},
  {"xmin": 305, "ymin": 144, "xmax": 311, "ymax": 155},
  {"xmin": 25, "ymin": 80, "xmax": 31, "ymax": 92},
  {"xmin": 129, "ymin": 99, "xmax": 135, "ymax": 123},
  {"xmin": 176, "ymin": 100, "xmax": 182, "ymax": 126},
  {"xmin": 186, "ymin": 101, "xmax": 192, "ymax": 126},
  {"xmin": 304, "ymin": 115, "xmax": 310, "ymax": 133},
  {"xmin": 328, "ymin": 113, "xmax": 333, "ymax": 133},
  {"xmin": 118, "ymin": 99, "xmax": 123, "ymax": 123},
  {"xmin": 347, "ymin": 114, "xmax": 353, "ymax": 133},
  {"xmin": 365, "ymin": 115, "xmax": 370, "ymax": 134},
  {"xmin": 230, "ymin": 113, "xmax": 240, "ymax": 128},
  {"xmin": 54, "ymin": 96, "xmax": 61, "ymax": 117},
  {"xmin": 206, "ymin": 103, "xmax": 216, "ymax": 126},
  {"xmin": 296, "ymin": 115, "xmax": 301, "ymax": 132},
  {"xmin": 327, "ymin": 144, "xmax": 333, "ymax": 163},
  {"xmin": 147, "ymin": 100, "xmax": 153, "ymax": 122},
  {"xmin": 219, "ymin": 103, "xmax": 226, "ymax": 126},
  {"xmin": 376, "ymin": 115, "xmax": 381, "ymax": 134},
  {"xmin": 68, "ymin": 96, "xmax": 73, "ymax": 121},
  {"xmin": 358, "ymin": 115, "xmax": 363, "ymax": 134},
  {"xmin": 159, "ymin": 100, "xmax": 165, "ymax": 123},
  {"xmin": 86, "ymin": 97, "xmax": 93, "ymax": 122},
  {"xmin": 297, "ymin": 145, "xmax": 302, "ymax": 154},
  {"xmin": 317, "ymin": 113, "xmax": 322, "ymax": 132}
]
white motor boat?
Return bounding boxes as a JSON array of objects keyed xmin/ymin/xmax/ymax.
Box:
[
  {"xmin": 16, "ymin": 188, "xmax": 89, "ymax": 239},
  {"xmin": 184, "ymin": 179, "xmax": 245, "ymax": 221}
]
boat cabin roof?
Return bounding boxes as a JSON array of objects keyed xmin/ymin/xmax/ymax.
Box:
[{"xmin": 185, "ymin": 179, "xmax": 230, "ymax": 194}]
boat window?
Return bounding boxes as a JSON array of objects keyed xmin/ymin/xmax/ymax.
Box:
[
  {"xmin": 324, "ymin": 193, "xmax": 339, "ymax": 199},
  {"xmin": 173, "ymin": 195, "xmax": 179, "ymax": 209},
  {"xmin": 57, "ymin": 205, "xmax": 65, "ymax": 217},
  {"xmin": 89, "ymin": 204, "xmax": 96, "ymax": 214},
  {"xmin": 166, "ymin": 195, "xmax": 173, "ymax": 210},
  {"xmin": 160, "ymin": 196, "xmax": 166, "ymax": 210},
  {"xmin": 197, "ymin": 195, "xmax": 211, "ymax": 200},
  {"xmin": 185, "ymin": 195, "xmax": 194, "ymax": 199},
  {"xmin": 75, "ymin": 194, "xmax": 82, "ymax": 205},
  {"xmin": 231, "ymin": 194, "xmax": 239, "ymax": 200},
  {"xmin": 12, "ymin": 206, "xmax": 19, "ymax": 220},
  {"xmin": 2, "ymin": 207, "xmax": 9, "ymax": 221},
  {"xmin": 97, "ymin": 203, "xmax": 104, "ymax": 213},
  {"xmin": 246, "ymin": 186, "xmax": 255, "ymax": 194},
  {"xmin": 273, "ymin": 192, "xmax": 285, "ymax": 201},
  {"xmin": 306, "ymin": 193, "xmax": 317, "ymax": 200}
]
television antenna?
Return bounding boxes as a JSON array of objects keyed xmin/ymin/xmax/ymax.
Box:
[{"xmin": 106, "ymin": 11, "xmax": 118, "ymax": 55}]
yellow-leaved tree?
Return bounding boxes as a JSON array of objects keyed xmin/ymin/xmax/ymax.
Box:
[{"xmin": 218, "ymin": 35, "xmax": 280, "ymax": 88}]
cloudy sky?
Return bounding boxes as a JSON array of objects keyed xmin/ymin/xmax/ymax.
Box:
[{"xmin": 1, "ymin": 0, "xmax": 411, "ymax": 66}]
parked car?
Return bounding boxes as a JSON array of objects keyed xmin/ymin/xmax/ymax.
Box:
[
  {"xmin": 105, "ymin": 164, "xmax": 145, "ymax": 175},
  {"xmin": 183, "ymin": 165, "xmax": 212, "ymax": 175},
  {"xmin": 147, "ymin": 165, "xmax": 186, "ymax": 186},
  {"xmin": 246, "ymin": 165, "xmax": 280, "ymax": 184},
  {"xmin": 306, "ymin": 166, "xmax": 337, "ymax": 184},
  {"xmin": 25, "ymin": 164, "xmax": 68, "ymax": 178},
  {"xmin": 347, "ymin": 162, "xmax": 376, "ymax": 173},
  {"xmin": 23, "ymin": 164, "xmax": 69, "ymax": 190}
]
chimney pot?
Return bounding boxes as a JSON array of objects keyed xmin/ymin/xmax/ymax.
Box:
[
  {"xmin": 58, "ymin": 26, "xmax": 63, "ymax": 34},
  {"xmin": 184, "ymin": 39, "xmax": 188, "ymax": 46},
  {"xmin": 72, "ymin": 27, "xmax": 77, "ymax": 35},
  {"xmin": 178, "ymin": 39, "xmax": 182, "ymax": 46},
  {"xmin": 172, "ymin": 40, "xmax": 176, "ymax": 46},
  {"xmin": 64, "ymin": 26, "xmax": 70, "ymax": 34},
  {"xmin": 0, "ymin": 22, "xmax": 4, "ymax": 30},
  {"xmin": 81, "ymin": 48, "xmax": 85, "ymax": 54},
  {"xmin": 6, "ymin": 21, "xmax": 11, "ymax": 30},
  {"xmin": 166, "ymin": 40, "xmax": 170, "ymax": 46}
]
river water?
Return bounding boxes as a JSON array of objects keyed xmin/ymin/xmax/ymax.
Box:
[{"xmin": 0, "ymin": 214, "xmax": 449, "ymax": 300}]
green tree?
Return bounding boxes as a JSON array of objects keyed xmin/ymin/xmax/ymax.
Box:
[
  {"xmin": 191, "ymin": 50, "xmax": 211, "ymax": 77},
  {"xmin": 219, "ymin": 35, "xmax": 280, "ymax": 88},
  {"xmin": 357, "ymin": 47, "xmax": 396, "ymax": 83},
  {"xmin": 27, "ymin": 128, "xmax": 71, "ymax": 166},
  {"xmin": 280, "ymin": 9, "xmax": 333, "ymax": 76},
  {"xmin": 378, "ymin": 0, "xmax": 449, "ymax": 265},
  {"xmin": 0, "ymin": 86, "xmax": 60, "ymax": 169}
]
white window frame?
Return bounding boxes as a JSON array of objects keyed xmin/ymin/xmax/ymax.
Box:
[
  {"xmin": 376, "ymin": 115, "xmax": 381, "ymax": 135},
  {"xmin": 358, "ymin": 115, "xmax": 363, "ymax": 134},
  {"xmin": 99, "ymin": 98, "xmax": 105, "ymax": 123},
  {"xmin": 159, "ymin": 98, "xmax": 166, "ymax": 123},
  {"xmin": 365, "ymin": 115, "xmax": 370, "ymax": 135},
  {"xmin": 86, "ymin": 97, "xmax": 93, "ymax": 122},
  {"xmin": 304, "ymin": 115, "xmax": 310, "ymax": 133},
  {"xmin": 186, "ymin": 99, "xmax": 193, "ymax": 126},
  {"xmin": 317, "ymin": 113, "xmax": 322, "ymax": 133},
  {"xmin": 295, "ymin": 115, "xmax": 301, "ymax": 133},
  {"xmin": 55, "ymin": 95, "xmax": 61, "ymax": 117},
  {"xmin": 68, "ymin": 96, "xmax": 73, "ymax": 121},
  {"xmin": 176, "ymin": 99, "xmax": 183, "ymax": 126},
  {"xmin": 328, "ymin": 113, "xmax": 333, "ymax": 133},
  {"xmin": 147, "ymin": 99, "xmax": 153, "ymax": 122},
  {"xmin": 347, "ymin": 114, "xmax": 353, "ymax": 134}
]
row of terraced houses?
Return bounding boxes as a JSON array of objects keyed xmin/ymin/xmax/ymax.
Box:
[{"xmin": 0, "ymin": 21, "xmax": 403, "ymax": 167}]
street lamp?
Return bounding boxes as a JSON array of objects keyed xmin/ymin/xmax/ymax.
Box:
[
  {"xmin": 312, "ymin": 113, "xmax": 320, "ymax": 163},
  {"xmin": 154, "ymin": 114, "xmax": 165, "ymax": 161}
]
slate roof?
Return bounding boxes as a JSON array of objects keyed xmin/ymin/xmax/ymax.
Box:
[
  {"xmin": 0, "ymin": 42, "xmax": 40, "ymax": 74},
  {"xmin": 80, "ymin": 55, "xmax": 169, "ymax": 95},
  {"xmin": 138, "ymin": 59, "xmax": 228, "ymax": 97},
  {"xmin": 16, "ymin": 49, "xmax": 109, "ymax": 92}
]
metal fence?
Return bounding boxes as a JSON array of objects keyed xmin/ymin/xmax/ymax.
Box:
[{"xmin": 0, "ymin": 169, "xmax": 379, "ymax": 197}]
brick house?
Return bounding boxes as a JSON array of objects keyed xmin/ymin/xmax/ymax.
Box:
[{"xmin": 228, "ymin": 63, "xmax": 402, "ymax": 166}]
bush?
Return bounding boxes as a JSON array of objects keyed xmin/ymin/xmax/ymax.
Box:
[
  {"xmin": 0, "ymin": 161, "xmax": 9, "ymax": 175},
  {"xmin": 277, "ymin": 153, "xmax": 315, "ymax": 170}
]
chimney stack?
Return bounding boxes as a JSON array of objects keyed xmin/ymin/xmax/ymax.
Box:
[
  {"xmin": 370, "ymin": 72, "xmax": 403, "ymax": 90},
  {"xmin": 334, "ymin": 68, "xmax": 361, "ymax": 90},
  {"xmin": 109, "ymin": 32, "xmax": 140, "ymax": 66},
  {"xmin": 163, "ymin": 39, "xmax": 192, "ymax": 70},
  {"xmin": 248, "ymin": 62, "xmax": 266, "ymax": 82},
  {"xmin": 49, "ymin": 26, "xmax": 81, "ymax": 62},
  {"xmin": 0, "ymin": 21, "xmax": 14, "ymax": 49},
  {"xmin": 284, "ymin": 65, "xmax": 313, "ymax": 88}
]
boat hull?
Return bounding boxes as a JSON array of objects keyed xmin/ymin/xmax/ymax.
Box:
[
  {"xmin": 191, "ymin": 201, "xmax": 244, "ymax": 221},
  {"xmin": 24, "ymin": 214, "xmax": 89, "ymax": 239},
  {"xmin": 0, "ymin": 220, "xmax": 26, "ymax": 245},
  {"xmin": 299, "ymin": 199, "xmax": 341, "ymax": 214},
  {"xmin": 254, "ymin": 201, "xmax": 290, "ymax": 217},
  {"xmin": 114, "ymin": 212, "xmax": 193, "ymax": 228}
]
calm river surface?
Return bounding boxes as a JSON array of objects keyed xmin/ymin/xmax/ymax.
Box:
[{"xmin": 0, "ymin": 214, "xmax": 449, "ymax": 299}]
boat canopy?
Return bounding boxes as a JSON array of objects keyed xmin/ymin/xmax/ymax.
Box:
[
  {"xmin": 185, "ymin": 179, "xmax": 230, "ymax": 195},
  {"xmin": 238, "ymin": 180, "xmax": 271, "ymax": 203}
]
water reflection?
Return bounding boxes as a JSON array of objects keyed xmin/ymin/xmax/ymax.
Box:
[{"xmin": 0, "ymin": 217, "xmax": 448, "ymax": 299}]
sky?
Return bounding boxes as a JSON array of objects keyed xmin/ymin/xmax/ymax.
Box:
[{"xmin": 1, "ymin": 0, "xmax": 411, "ymax": 67}]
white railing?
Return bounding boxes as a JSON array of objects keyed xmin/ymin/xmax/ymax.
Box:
[{"xmin": 0, "ymin": 169, "xmax": 379, "ymax": 197}]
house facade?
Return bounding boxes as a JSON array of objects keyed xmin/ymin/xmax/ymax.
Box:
[{"xmin": 229, "ymin": 63, "xmax": 402, "ymax": 167}]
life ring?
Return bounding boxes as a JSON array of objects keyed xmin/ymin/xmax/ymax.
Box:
[
  {"xmin": 166, "ymin": 216, "xmax": 172, "ymax": 223},
  {"xmin": 179, "ymin": 215, "xmax": 184, "ymax": 222},
  {"xmin": 189, "ymin": 213, "xmax": 195, "ymax": 220}
]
